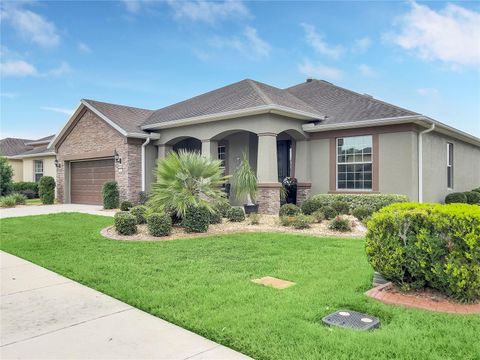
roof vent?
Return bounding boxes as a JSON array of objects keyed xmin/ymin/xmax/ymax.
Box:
[{"xmin": 306, "ymin": 78, "xmax": 314, "ymax": 83}]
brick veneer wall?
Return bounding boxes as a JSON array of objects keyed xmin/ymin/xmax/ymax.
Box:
[
  {"xmin": 296, "ymin": 183, "xmax": 312, "ymax": 206},
  {"xmin": 257, "ymin": 183, "xmax": 281, "ymax": 215},
  {"xmin": 56, "ymin": 109, "xmax": 142, "ymax": 204}
]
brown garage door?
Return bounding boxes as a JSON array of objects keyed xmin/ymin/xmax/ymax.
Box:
[{"xmin": 70, "ymin": 159, "xmax": 115, "ymax": 205}]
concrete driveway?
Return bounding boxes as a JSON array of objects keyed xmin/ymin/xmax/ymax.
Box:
[
  {"xmin": 0, "ymin": 204, "xmax": 116, "ymax": 219},
  {"xmin": 0, "ymin": 251, "xmax": 251, "ymax": 359}
]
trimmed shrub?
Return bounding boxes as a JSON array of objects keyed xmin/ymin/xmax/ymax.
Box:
[
  {"xmin": 310, "ymin": 193, "xmax": 408, "ymax": 212},
  {"xmin": 38, "ymin": 176, "xmax": 55, "ymax": 204},
  {"xmin": 183, "ymin": 206, "xmax": 210, "ymax": 233},
  {"xmin": 209, "ymin": 209, "xmax": 222, "ymax": 224},
  {"xmin": 329, "ymin": 216, "xmax": 352, "ymax": 232},
  {"xmin": 12, "ymin": 182, "xmax": 38, "ymax": 197},
  {"xmin": 147, "ymin": 212, "xmax": 172, "ymax": 237},
  {"xmin": 301, "ymin": 198, "xmax": 322, "ymax": 215},
  {"xmin": 248, "ymin": 213, "xmax": 260, "ymax": 225},
  {"xmin": 138, "ymin": 191, "xmax": 148, "ymax": 205},
  {"xmin": 464, "ymin": 191, "xmax": 480, "ymax": 205},
  {"xmin": 321, "ymin": 205, "xmax": 337, "ymax": 220},
  {"xmin": 11, "ymin": 192, "xmax": 27, "ymax": 205},
  {"xmin": 214, "ymin": 201, "xmax": 232, "ymax": 218},
  {"xmin": 332, "ymin": 201, "xmax": 350, "ymax": 215},
  {"xmin": 366, "ymin": 203, "xmax": 480, "ymax": 302},
  {"xmin": 279, "ymin": 203, "xmax": 302, "ymax": 217},
  {"xmin": 0, "ymin": 195, "xmax": 17, "ymax": 208},
  {"xmin": 103, "ymin": 181, "xmax": 119, "ymax": 209},
  {"xmin": 227, "ymin": 207, "xmax": 245, "ymax": 222},
  {"xmin": 120, "ymin": 201, "xmax": 133, "ymax": 211},
  {"xmin": 352, "ymin": 206, "xmax": 374, "ymax": 221},
  {"xmin": 279, "ymin": 216, "xmax": 294, "ymax": 227},
  {"xmin": 114, "ymin": 211, "xmax": 137, "ymax": 235},
  {"xmin": 291, "ymin": 214, "xmax": 312, "ymax": 229},
  {"xmin": 0, "ymin": 157, "xmax": 13, "ymax": 196},
  {"xmin": 472, "ymin": 187, "xmax": 480, "ymax": 193},
  {"xmin": 130, "ymin": 205, "xmax": 147, "ymax": 224},
  {"xmin": 445, "ymin": 192, "xmax": 467, "ymax": 204},
  {"xmin": 311, "ymin": 210, "xmax": 325, "ymax": 223},
  {"xmin": 18, "ymin": 189, "xmax": 37, "ymax": 199}
]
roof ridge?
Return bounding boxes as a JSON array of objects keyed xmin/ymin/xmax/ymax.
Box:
[
  {"xmin": 246, "ymin": 79, "xmax": 273, "ymax": 105},
  {"xmin": 83, "ymin": 98, "xmax": 153, "ymax": 112}
]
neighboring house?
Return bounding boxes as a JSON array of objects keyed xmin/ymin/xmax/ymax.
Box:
[
  {"xmin": 49, "ymin": 79, "xmax": 480, "ymax": 213},
  {"xmin": 0, "ymin": 135, "xmax": 56, "ymax": 183}
]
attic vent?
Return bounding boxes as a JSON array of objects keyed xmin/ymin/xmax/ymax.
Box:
[{"xmin": 306, "ymin": 78, "xmax": 314, "ymax": 83}]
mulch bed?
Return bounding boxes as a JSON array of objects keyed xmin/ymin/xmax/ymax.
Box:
[
  {"xmin": 366, "ymin": 282, "xmax": 480, "ymax": 314},
  {"xmin": 100, "ymin": 214, "xmax": 366, "ymax": 242}
]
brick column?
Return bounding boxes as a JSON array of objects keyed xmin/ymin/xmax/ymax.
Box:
[
  {"xmin": 256, "ymin": 133, "xmax": 281, "ymax": 215},
  {"xmin": 295, "ymin": 139, "xmax": 312, "ymax": 205}
]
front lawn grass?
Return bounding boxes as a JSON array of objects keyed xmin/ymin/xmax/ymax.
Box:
[{"xmin": 1, "ymin": 213, "xmax": 478, "ymax": 360}]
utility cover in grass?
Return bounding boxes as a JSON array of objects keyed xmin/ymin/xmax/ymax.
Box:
[
  {"xmin": 251, "ymin": 276, "xmax": 296, "ymax": 289},
  {"xmin": 322, "ymin": 310, "xmax": 380, "ymax": 331}
]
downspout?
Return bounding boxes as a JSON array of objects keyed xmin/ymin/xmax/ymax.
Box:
[
  {"xmin": 418, "ymin": 122, "xmax": 435, "ymax": 203},
  {"xmin": 141, "ymin": 137, "xmax": 152, "ymax": 192}
]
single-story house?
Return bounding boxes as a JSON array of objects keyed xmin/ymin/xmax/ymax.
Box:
[
  {"xmin": 1, "ymin": 135, "xmax": 56, "ymax": 183},
  {"xmin": 48, "ymin": 79, "xmax": 480, "ymax": 213}
]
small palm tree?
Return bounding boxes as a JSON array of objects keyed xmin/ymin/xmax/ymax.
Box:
[
  {"xmin": 231, "ymin": 152, "xmax": 257, "ymax": 206},
  {"xmin": 148, "ymin": 150, "xmax": 229, "ymax": 217}
]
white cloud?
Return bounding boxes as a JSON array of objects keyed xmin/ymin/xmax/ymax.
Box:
[
  {"xmin": 41, "ymin": 106, "xmax": 74, "ymax": 115},
  {"xmin": 122, "ymin": 0, "xmax": 142, "ymax": 14},
  {"xmin": 209, "ymin": 26, "xmax": 271, "ymax": 58},
  {"xmin": 386, "ymin": 1, "xmax": 480, "ymax": 67},
  {"xmin": 1, "ymin": 4, "xmax": 60, "ymax": 48},
  {"xmin": 167, "ymin": 0, "xmax": 249, "ymax": 24},
  {"xmin": 46, "ymin": 62, "xmax": 72, "ymax": 77},
  {"xmin": 416, "ymin": 88, "xmax": 439, "ymax": 97},
  {"xmin": 353, "ymin": 37, "xmax": 371, "ymax": 53},
  {"xmin": 358, "ymin": 64, "xmax": 376, "ymax": 77},
  {"xmin": 78, "ymin": 42, "xmax": 91, "ymax": 54},
  {"xmin": 298, "ymin": 59, "xmax": 342, "ymax": 80},
  {"xmin": 0, "ymin": 60, "xmax": 37, "ymax": 77},
  {"xmin": 300, "ymin": 23, "xmax": 343, "ymax": 58}
]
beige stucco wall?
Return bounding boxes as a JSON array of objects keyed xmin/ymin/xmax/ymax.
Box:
[
  {"xmin": 378, "ymin": 131, "xmax": 418, "ymax": 201},
  {"xmin": 309, "ymin": 138, "xmax": 330, "ymax": 194},
  {"xmin": 8, "ymin": 159, "xmax": 23, "ymax": 182},
  {"xmin": 422, "ymin": 131, "xmax": 480, "ymax": 203},
  {"xmin": 22, "ymin": 156, "xmax": 56, "ymax": 182}
]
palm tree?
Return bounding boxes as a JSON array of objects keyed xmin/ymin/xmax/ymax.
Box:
[
  {"xmin": 148, "ymin": 150, "xmax": 229, "ymax": 217},
  {"xmin": 231, "ymin": 152, "xmax": 257, "ymax": 206}
]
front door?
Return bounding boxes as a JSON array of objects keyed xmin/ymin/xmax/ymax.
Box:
[{"xmin": 277, "ymin": 140, "xmax": 291, "ymax": 182}]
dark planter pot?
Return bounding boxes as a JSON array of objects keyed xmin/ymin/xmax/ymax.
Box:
[{"xmin": 244, "ymin": 204, "xmax": 259, "ymax": 214}]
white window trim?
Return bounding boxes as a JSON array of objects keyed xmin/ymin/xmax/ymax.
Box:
[
  {"xmin": 447, "ymin": 142, "xmax": 454, "ymax": 190},
  {"xmin": 34, "ymin": 160, "xmax": 44, "ymax": 182},
  {"xmin": 218, "ymin": 145, "xmax": 226, "ymax": 174},
  {"xmin": 336, "ymin": 136, "xmax": 373, "ymax": 192}
]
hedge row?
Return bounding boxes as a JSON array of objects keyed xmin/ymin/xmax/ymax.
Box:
[
  {"xmin": 445, "ymin": 189, "xmax": 480, "ymax": 205},
  {"xmin": 366, "ymin": 202, "xmax": 480, "ymax": 303},
  {"xmin": 310, "ymin": 193, "xmax": 409, "ymax": 212}
]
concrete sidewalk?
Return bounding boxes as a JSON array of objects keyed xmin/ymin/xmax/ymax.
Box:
[
  {"xmin": 0, "ymin": 251, "xmax": 251, "ymax": 360},
  {"xmin": 0, "ymin": 204, "xmax": 116, "ymax": 219}
]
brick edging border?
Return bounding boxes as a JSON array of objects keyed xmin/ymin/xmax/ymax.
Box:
[{"xmin": 366, "ymin": 282, "xmax": 480, "ymax": 314}]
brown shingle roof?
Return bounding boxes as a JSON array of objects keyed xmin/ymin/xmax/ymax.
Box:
[{"xmin": 0, "ymin": 138, "xmax": 34, "ymax": 156}]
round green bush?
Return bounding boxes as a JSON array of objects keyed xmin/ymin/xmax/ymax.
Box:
[
  {"xmin": 12, "ymin": 182, "xmax": 38, "ymax": 197},
  {"xmin": 120, "ymin": 201, "xmax": 133, "ymax": 211},
  {"xmin": 366, "ymin": 203, "xmax": 480, "ymax": 302},
  {"xmin": 464, "ymin": 191, "xmax": 480, "ymax": 205},
  {"xmin": 183, "ymin": 206, "xmax": 210, "ymax": 233},
  {"xmin": 291, "ymin": 214, "xmax": 312, "ymax": 229},
  {"xmin": 320, "ymin": 205, "xmax": 337, "ymax": 220},
  {"xmin": 103, "ymin": 181, "xmax": 119, "ymax": 209},
  {"xmin": 301, "ymin": 198, "xmax": 322, "ymax": 215},
  {"xmin": 331, "ymin": 201, "xmax": 349, "ymax": 215},
  {"xmin": 226, "ymin": 207, "xmax": 245, "ymax": 222},
  {"xmin": 114, "ymin": 211, "xmax": 137, "ymax": 235},
  {"xmin": 279, "ymin": 203, "xmax": 302, "ymax": 216},
  {"xmin": 445, "ymin": 192, "xmax": 467, "ymax": 204},
  {"xmin": 214, "ymin": 201, "xmax": 232, "ymax": 217},
  {"xmin": 147, "ymin": 212, "xmax": 172, "ymax": 237},
  {"xmin": 329, "ymin": 216, "xmax": 352, "ymax": 232},
  {"xmin": 472, "ymin": 187, "xmax": 480, "ymax": 193},
  {"xmin": 0, "ymin": 157, "xmax": 13, "ymax": 196},
  {"xmin": 209, "ymin": 209, "xmax": 222, "ymax": 224},
  {"xmin": 130, "ymin": 205, "xmax": 147, "ymax": 224},
  {"xmin": 352, "ymin": 206, "xmax": 374, "ymax": 221},
  {"xmin": 311, "ymin": 210, "xmax": 325, "ymax": 223},
  {"xmin": 38, "ymin": 176, "xmax": 55, "ymax": 204}
]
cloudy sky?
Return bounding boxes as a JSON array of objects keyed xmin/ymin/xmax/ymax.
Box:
[{"xmin": 1, "ymin": 0, "xmax": 479, "ymax": 139}]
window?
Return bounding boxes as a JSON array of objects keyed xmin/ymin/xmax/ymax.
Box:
[
  {"xmin": 447, "ymin": 142, "xmax": 454, "ymax": 189},
  {"xmin": 218, "ymin": 145, "xmax": 226, "ymax": 173},
  {"xmin": 34, "ymin": 160, "xmax": 44, "ymax": 182},
  {"xmin": 336, "ymin": 135, "xmax": 373, "ymax": 190}
]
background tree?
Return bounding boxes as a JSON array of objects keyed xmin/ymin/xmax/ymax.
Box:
[{"xmin": 0, "ymin": 156, "xmax": 13, "ymax": 196}]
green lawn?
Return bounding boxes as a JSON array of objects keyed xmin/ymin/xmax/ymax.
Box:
[
  {"xmin": 25, "ymin": 198, "xmax": 42, "ymax": 205},
  {"xmin": 1, "ymin": 213, "xmax": 478, "ymax": 360}
]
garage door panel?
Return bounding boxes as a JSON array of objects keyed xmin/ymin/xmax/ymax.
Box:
[{"xmin": 70, "ymin": 159, "xmax": 115, "ymax": 205}]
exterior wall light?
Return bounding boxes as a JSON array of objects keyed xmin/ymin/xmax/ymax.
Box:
[
  {"xmin": 54, "ymin": 159, "xmax": 61, "ymax": 168},
  {"xmin": 114, "ymin": 150, "xmax": 122, "ymax": 165}
]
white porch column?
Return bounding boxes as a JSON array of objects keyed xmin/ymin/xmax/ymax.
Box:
[
  {"xmin": 256, "ymin": 132, "xmax": 281, "ymax": 215},
  {"xmin": 201, "ymin": 140, "xmax": 218, "ymax": 159},
  {"xmin": 294, "ymin": 139, "xmax": 312, "ymax": 205},
  {"xmin": 157, "ymin": 144, "xmax": 172, "ymax": 159}
]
